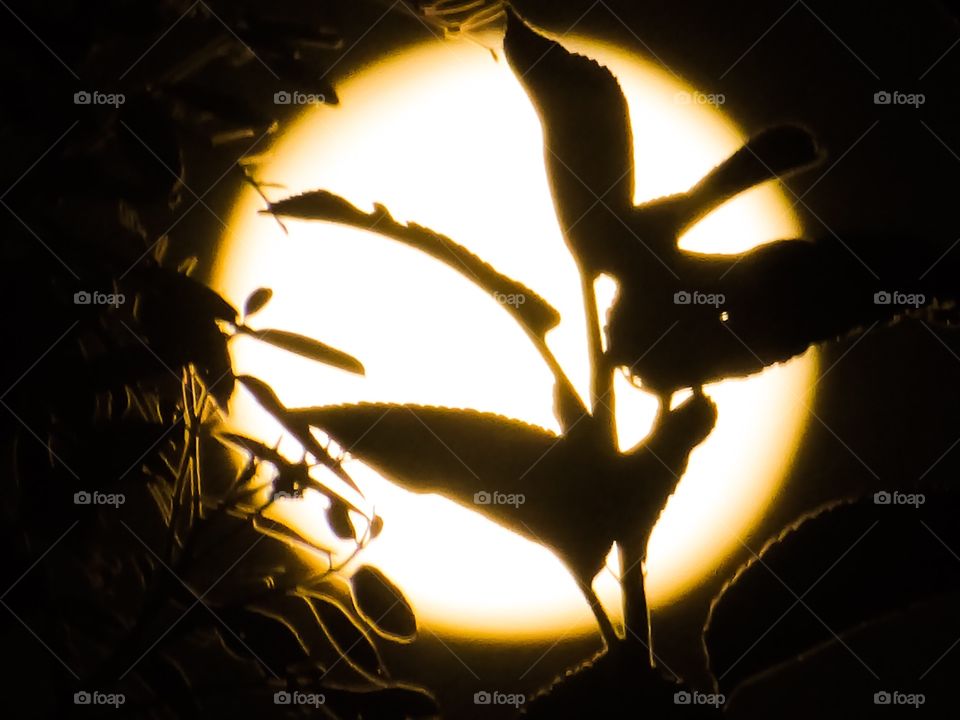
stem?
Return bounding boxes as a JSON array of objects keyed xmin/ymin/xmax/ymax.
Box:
[
  {"xmin": 618, "ymin": 539, "xmax": 651, "ymax": 662},
  {"xmin": 580, "ymin": 271, "xmax": 615, "ymax": 442},
  {"xmin": 164, "ymin": 368, "xmax": 196, "ymax": 563},
  {"xmin": 575, "ymin": 576, "xmax": 618, "ymax": 650}
]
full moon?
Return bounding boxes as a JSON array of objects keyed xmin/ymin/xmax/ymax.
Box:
[{"xmin": 212, "ymin": 32, "xmax": 817, "ymax": 640}]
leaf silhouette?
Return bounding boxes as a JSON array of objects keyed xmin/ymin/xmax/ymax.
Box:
[
  {"xmin": 241, "ymin": 326, "xmax": 365, "ymax": 375},
  {"xmin": 236, "ymin": 375, "xmax": 361, "ymax": 494},
  {"xmin": 309, "ymin": 595, "xmax": 385, "ymax": 679},
  {"xmin": 217, "ymin": 431, "xmax": 287, "ymax": 467},
  {"xmin": 288, "ymin": 400, "xmax": 714, "ymax": 590},
  {"xmin": 243, "ymin": 287, "xmax": 273, "ymax": 317},
  {"xmin": 264, "ymin": 190, "xmax": 560, "ymax": 338},
  {"xmin": 326, "ymin": 497, "xmax": 356, "ymax": 540},
  {"xmin": 213, "ymin": 605, "xmax": 311, "ymax": 675},
  {"xmin": 723, "ymin": 591, "xmax": 960, "ymax": 718},
  {"xmin": 351, "ymin": 565, "xmax": 417, "ymax": 642},
  {"xmin": 504, "ymin": 7, "xmax": 635, "ymax": 275},
  {"xmin": 704, "ymin": 495, "xmax": 960, "ymax": 695}
]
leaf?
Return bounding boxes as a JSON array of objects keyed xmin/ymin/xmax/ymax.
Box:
[
  {"xmin": 309, "ymin": 596, "xmax": 385, "ymax": 679},
  {"xmin": 326, "ymin": 498, "xmax": 355, "ymax": 540},
  {"xmin": 243, "ymin": 287, "xmax": 273, "ymax": 317},
  {"xmin": 212, "ymin": 605, "xmax": 311, "ymax": 675},
  {"xmin": 242, "ymin": 327, "xmax": 364, "ymax": 375},
  {"xmin": 704, "ymin": 495, "xmax": 960, "ymax": 695},
  {"xmin": 725, "ymin": 591, "xmax": 960, "ymax": 718},
  {"xmin": 236, "ymin": 375, "xmax": 361, "ymax": 494},
  {"xmin": 289, "ymin": 403, "xmax": 565, "ymax": 494},
  {"xmin": 369, "ymin": 515, "xmax": 384, "ymax": 539},
  {"xmin": 350, "ymin": 565, "xmax": 417, "ymax": 642},
  {"xmin": 287, "ymin": 402, "xmax": 615, "ymax": 581},
  {"xmin": 130, "ymin": 265, "xmax": 239, "ymax": 323},
  {"xmin": 217, "ymin": 431, "xmax": 287, "ymax": 467},
  {"xmin": 263, "ymin": 190, "xmax": 560, "ymax": 338}
]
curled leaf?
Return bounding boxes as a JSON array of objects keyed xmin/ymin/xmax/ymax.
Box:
[
  {"xmin": 351, "ymin": 565, "xmax": 417, "ymax": 642},
  {"xmin": 309, "ymin": 596, "xmax": 385, "ymax": 679}
]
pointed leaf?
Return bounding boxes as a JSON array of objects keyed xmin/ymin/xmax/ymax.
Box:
[
  {"xmin": 217, "ymin": 431, "xmax": 287, "ymax": 467},
  {"xmin": 243, "ymin": 327, "xmax": 364, "ymax": 375},
  {"xmin": 351, "ymin": 565, "xmax": 417, "ymax": 642},
  {"xmin": 264, "ymin": 190, "xmax": 560, "ymax": 338},
  {"xmin": 287, "ymin": 402, "xmax": 615, "ymax": 581},
  {"xmin": 236, "ymin": 375, "xmax": 362, "ymax": 495},
  {"xmin": 705, "ymin": 495, "xmax": 960, "ymax": 695}
]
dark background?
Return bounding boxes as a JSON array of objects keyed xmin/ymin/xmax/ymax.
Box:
[{"xmin": 4, "ymin": 0, "xmax": 960, "ymax": 717}]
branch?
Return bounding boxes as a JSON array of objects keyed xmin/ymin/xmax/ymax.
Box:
[{"xmin": 265, "ymin": 190, "xmax": 588, "ymax": 427}]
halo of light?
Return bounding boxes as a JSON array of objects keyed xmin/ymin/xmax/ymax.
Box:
[{"xmin": 213, "ymin": 34, "xmax": 817, "ymax": 640}]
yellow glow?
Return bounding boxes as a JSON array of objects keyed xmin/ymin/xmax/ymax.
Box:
[{"xmin": 213, "ymin": 35, "xmax": 817, "ymax": 640}]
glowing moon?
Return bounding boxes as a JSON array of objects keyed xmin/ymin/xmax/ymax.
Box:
[{"xmin": 213, "ymin": 34, "xmax": 817, "ymax": 640}]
